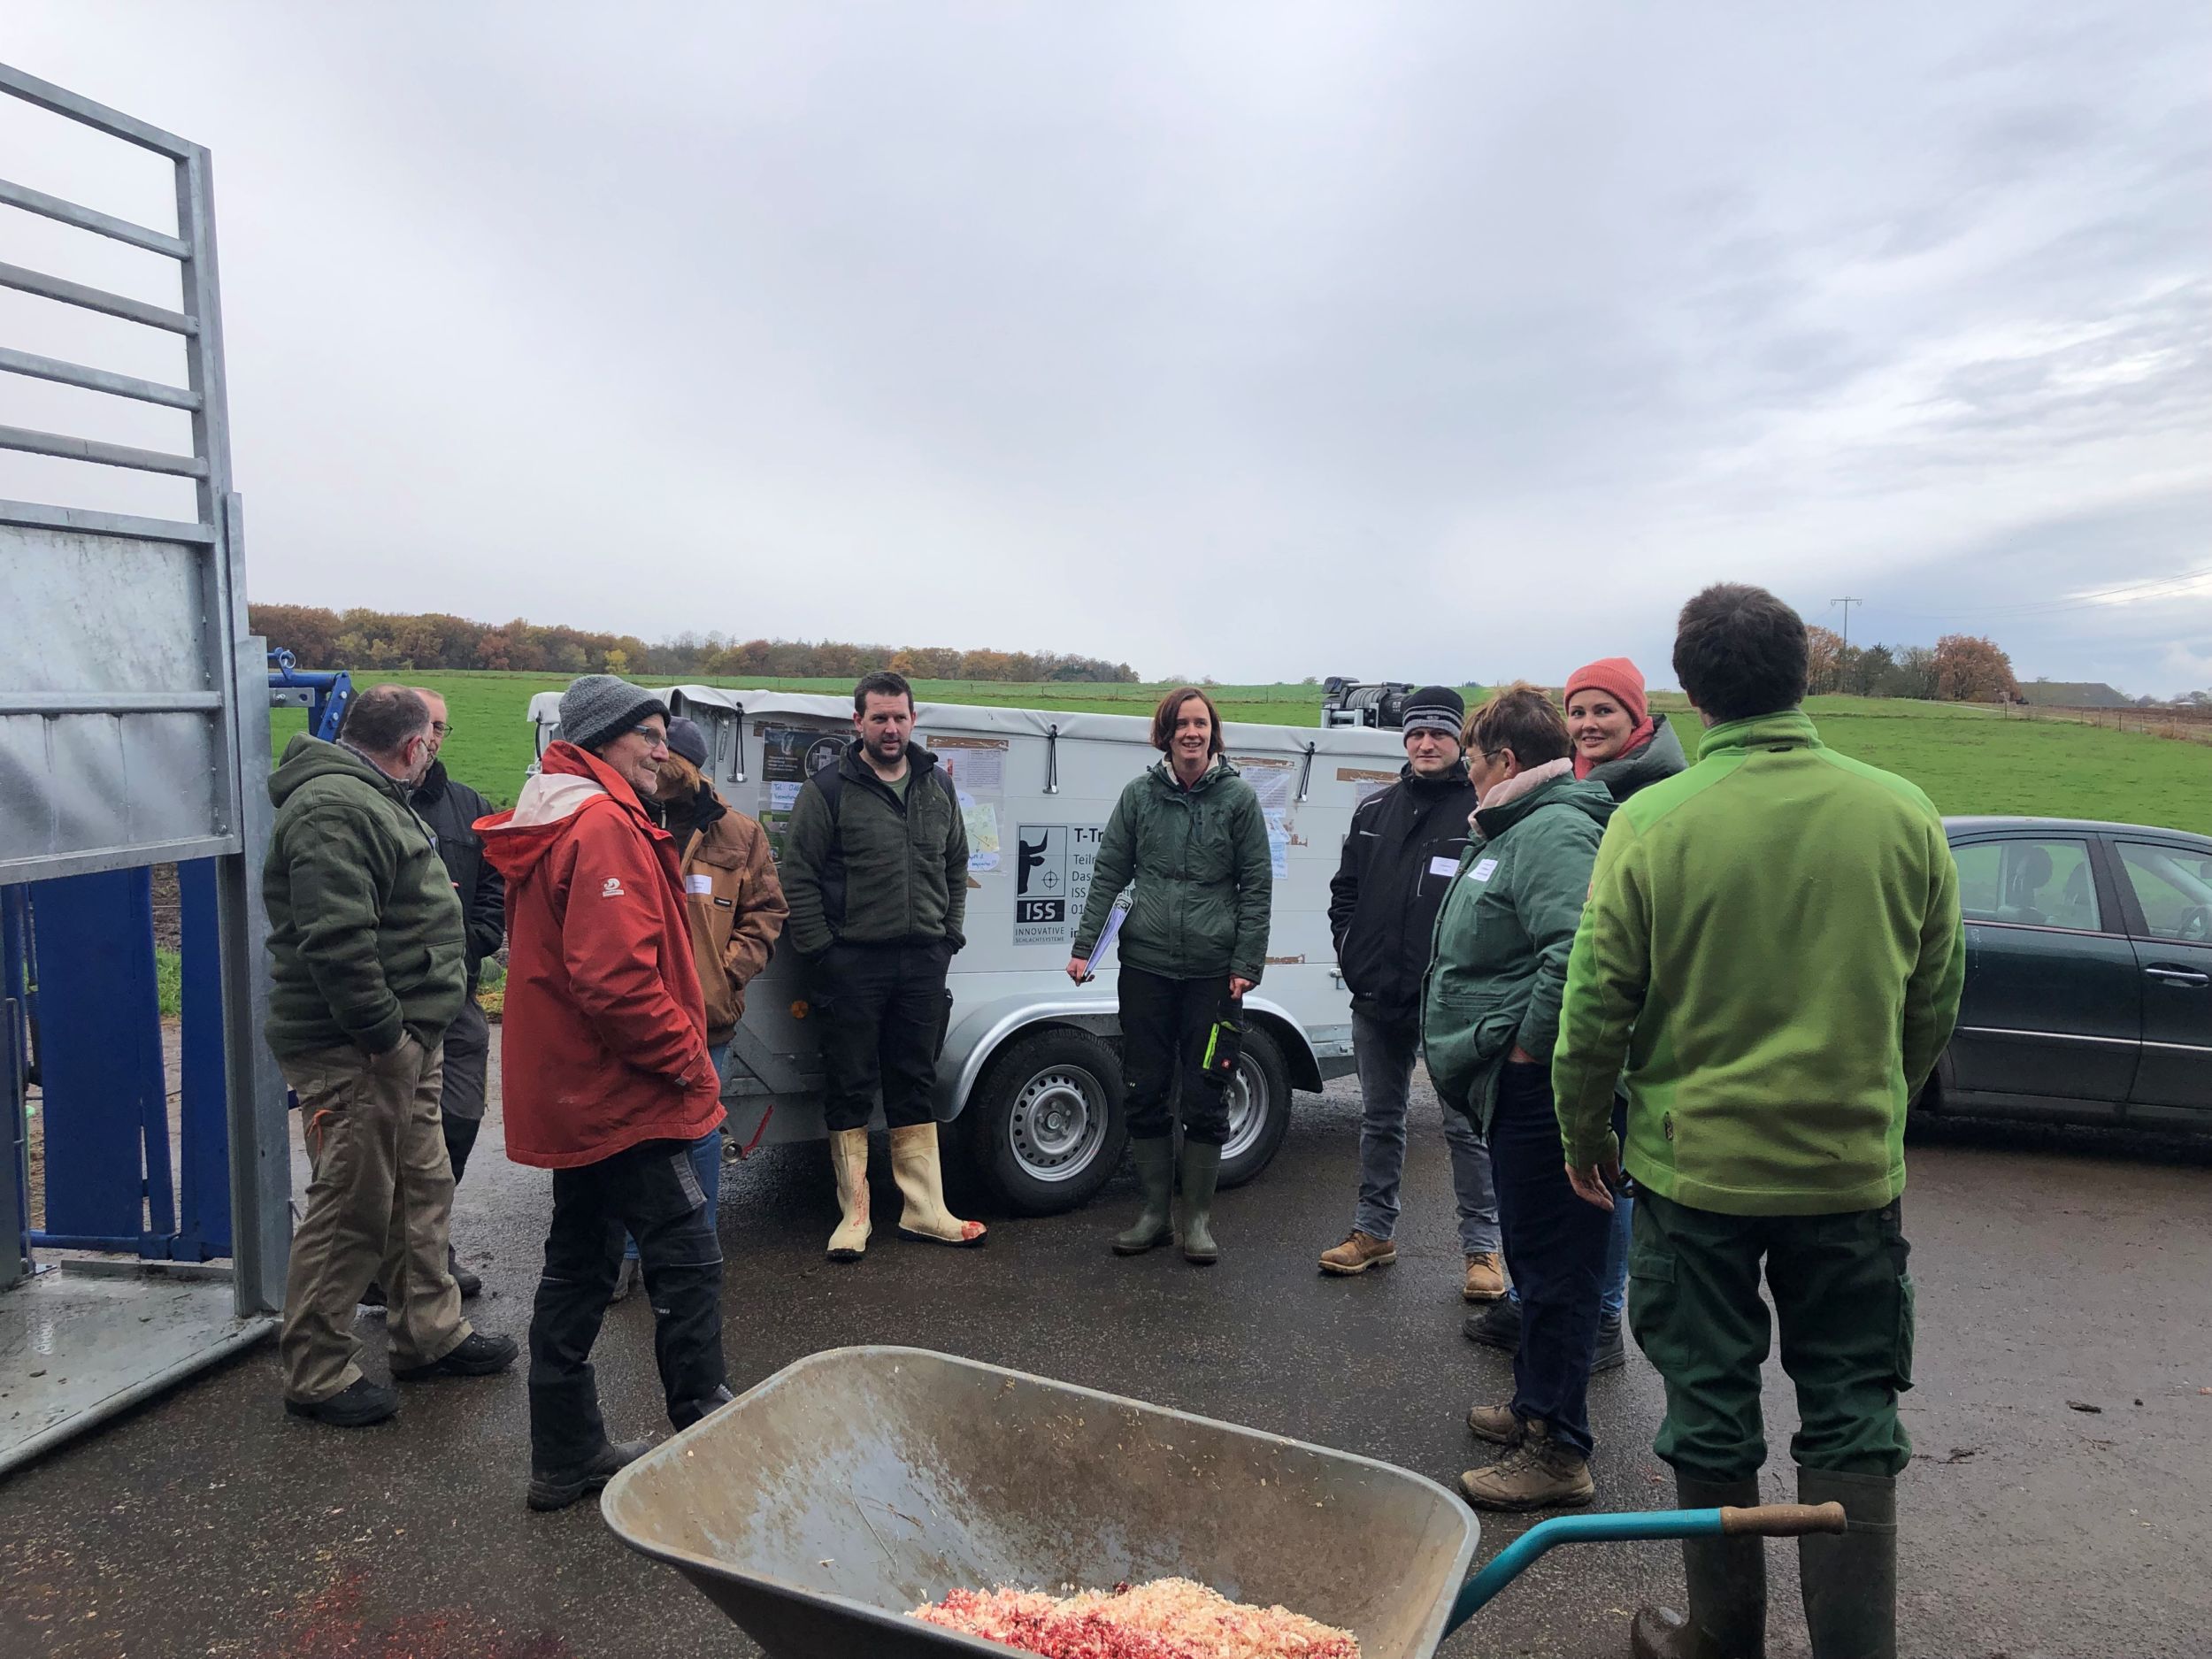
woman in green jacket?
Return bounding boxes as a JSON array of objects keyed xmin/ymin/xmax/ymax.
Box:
[
  {"xmin": 1467, "ymin": 657, "xmax": 1686, "ymax": 1364},
  {"xmin": 1069, "ymin": 687, "xmax": 1273, "ymax": 1264},
  {"xmin": 1422, "ymin": 686, "xmax": 1615, "ymax": 1512}
]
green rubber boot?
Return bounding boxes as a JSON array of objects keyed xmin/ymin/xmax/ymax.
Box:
[
  {"xmin": 1112, "ymin": 1137, "xmax": 1175, "ymax": 1256},
  {"xmin": 1798, "ymin": 1468, "xmax": 1897, "ymax": 1659},
  {"xmin": 1630, "ymin": 1474, "xmax": 1768, "ymax": 1657},
  {"xmin": 1176, "ymin": 1141, "xmax": 1222, "ymax": 1264}
]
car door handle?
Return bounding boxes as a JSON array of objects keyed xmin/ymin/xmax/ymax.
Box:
[{"xmin": 2144, "ymin": 965, "xmax": 2210, "ymax": 987}]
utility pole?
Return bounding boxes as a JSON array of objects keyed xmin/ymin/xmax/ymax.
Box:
[{"xmin": 1830, "ymin": 596, "xmax": 1863, "ymax": 649}]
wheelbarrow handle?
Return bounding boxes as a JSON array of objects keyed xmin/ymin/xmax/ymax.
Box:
[
  {"xmin": 1719, "ymin": 1501, "xmax": 1847, "ymax": 1537},
  {"xmin": 1445, "ymin": 1502, "xmax": 1850, "ymax": 1634}
]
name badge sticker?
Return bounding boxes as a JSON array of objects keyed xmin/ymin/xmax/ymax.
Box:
[
  {"xmin": 1429, "ymin": 856, "xmax": 1459, "ymax": 879},
  {"xmin": 1467, "ymin": 857, "xmax": 1499, "ymax": 883},
  {"xmin": 686, "ymin": 874, "xmax": 713, "ymax": 895}
]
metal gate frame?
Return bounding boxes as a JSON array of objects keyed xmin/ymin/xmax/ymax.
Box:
[{"xmin": 1, "ymin": 63, "xmax": 287, "ymax": 1320}]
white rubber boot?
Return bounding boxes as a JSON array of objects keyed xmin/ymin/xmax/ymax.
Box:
[
  {"xmin": 888, "ymin": 1124, "xmax": 987, "ymax": 1247},
  {"xmin": 826, "ymin": 1128, "xmax": 872, "ymax": 1260}
]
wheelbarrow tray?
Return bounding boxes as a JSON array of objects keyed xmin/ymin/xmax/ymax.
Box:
[{"xmin": 601, "ymin": 1345, "xmax": 1480, "ymax": 1659}]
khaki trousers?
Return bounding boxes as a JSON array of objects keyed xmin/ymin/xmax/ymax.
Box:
[{"xmin": 277, "ymin": 1034, "xmax": 470, "ymax": 1402}]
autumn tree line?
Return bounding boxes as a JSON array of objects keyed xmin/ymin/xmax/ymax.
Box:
[
  {"xmin": 248, "ymin": 605, "xmax": 1140, "ymax": 685},
  {"xmin": 1805, "ymin": 628, "xmax": 2022, "ymax": 702}
]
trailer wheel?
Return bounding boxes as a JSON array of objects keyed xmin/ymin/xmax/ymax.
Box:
[
  {"xmin": 964, "ymin": 1028, "xmax": 1126, "ymax": 1216},
  {"xmin": 1217, "ymin": 1025, "xmax": 1291, "ymax": 1189}
]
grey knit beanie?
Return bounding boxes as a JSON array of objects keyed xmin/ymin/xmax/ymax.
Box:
[
  {"xmin": 664, "ymin": 716, "xmax": 710, "ymax": 768},
  {"xmin": 1400, "ymin": 685, "xmax": 1465, "ymax": 741},
  {"xmin": 558, "ymin": 674, "xmax": 670, "ymax": 752}
]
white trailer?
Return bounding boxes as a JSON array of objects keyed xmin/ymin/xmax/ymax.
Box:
[{"xmin": 525, "ymin": 687, "xmax": 1412, "ymax": 1213}]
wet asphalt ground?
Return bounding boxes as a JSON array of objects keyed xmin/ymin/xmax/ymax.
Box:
[{"xmin": 3, "ymin": 1061, "xmax": 2208, "ymax": 1659}]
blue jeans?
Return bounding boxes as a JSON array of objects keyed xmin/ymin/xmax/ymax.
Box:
[
  {"xmin": 1489, "ymin": 1060, "xmax": 1610, "ymax": 1459},
  {"xmin": 626, "ymin": 1041, "xmax": 728, "ymax": 1261},
  {"xmin": 1510, "ymin": 1181, "xmax": 1632, "ymax": 1319},
  {"xmin": 1352, "ymin": 1010, "xmax": 1499, "ymax": 1252}
]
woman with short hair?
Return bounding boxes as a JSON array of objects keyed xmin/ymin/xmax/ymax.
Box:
[
  {"xmin": 1069, "ymin": 687, "xmax": 1273, "ymax": 1264},
  {"xmin": 1422, "ymin": 685, "xmax": 1616, "ymax": 1510}
]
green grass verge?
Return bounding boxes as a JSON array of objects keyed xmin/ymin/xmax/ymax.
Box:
[
  {"xmin": 271, "ymin": 672, "xmax": 2212, "ymax": 833},
  {"xmin": 156, "ymin": 946, "xmax": 181, "ymax": 1018}
]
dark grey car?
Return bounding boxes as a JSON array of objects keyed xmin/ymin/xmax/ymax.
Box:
[{"xmin": 1926, "ymin": 817, "xmax": 2212, "ymax": 1128}]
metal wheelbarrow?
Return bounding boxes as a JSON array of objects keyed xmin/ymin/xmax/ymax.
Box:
[{"xmin": 601, "ymin": 1347, "xmax": 1841, "ymax": 1658}]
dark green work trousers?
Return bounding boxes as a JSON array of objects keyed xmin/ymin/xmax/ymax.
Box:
[{"xmin": 1628, "ymin": 1188, "xmax": 1915, "ymax": 1481}]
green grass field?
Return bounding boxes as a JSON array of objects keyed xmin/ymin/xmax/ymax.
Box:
[{"xmin": 271, "ymin": 672, "xmax": 2212, "ymax": 833}]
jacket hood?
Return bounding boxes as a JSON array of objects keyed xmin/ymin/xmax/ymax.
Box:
[
  {"xmin": 1146, "ymin": 756, "xmax": 1240, "ymax": 795},
  {"xmin": 269, "ymin": 733, "xmax": 411, "ymax": 809},
  {"xmin": 1586, "ymin": 713, "xmax": 1688, "ymax": 800},
  {"xmin": 1473, "ymin": 757, "xmax": 1616, "ymax": 838},
  {"xmin": 476, "ymin": 740, "xmax": 658, "ymax": 881}
]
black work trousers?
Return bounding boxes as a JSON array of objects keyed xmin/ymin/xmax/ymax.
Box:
[
  {"xmin": 814, "ymin": 941, "xmax": 952, "ymax": 1133},
  {"xmin": 442, "ymin": 1113, "xmax": 481, "ymax": 1185},
  {"xmin": 527, "ymin": 1139, "xmax": 726, "ymax": 1471},
  {"xmin": 1118, "ymin": 964, "xmax": 1233, "ymax": 1146},
  {"xmin": 1490, "ymin": 1059, "xmax": 1611, "ymax": 1458}
]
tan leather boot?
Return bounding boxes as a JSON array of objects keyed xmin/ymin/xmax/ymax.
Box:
[
  {"xmin": 826, "ymin": 1128, "xmax": 872, "ymax": 1260},
  {"xmin": 888, "ymin": 1124, "xmax": 987, "ymax": 1247},
  {"xmin": 1319, "ymin": 1231, "xmax": 1397, "ymax": 1274},
  {"xmin": 1457, "ymin": 1419, "xmax": 1595, "ymax": 1511},
  {"xmin": 1463, "ymin": 1251, "xmax": 1507, "ymax": 1301}
]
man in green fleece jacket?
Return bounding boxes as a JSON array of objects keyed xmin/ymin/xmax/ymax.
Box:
[
  {"xmin": 1552, "ymin": 586, "xmax": 1962, "ymax": 1659},
  {"xmin": 262, "ymin": 686, "xmax": 516, "ymax": 1430}
]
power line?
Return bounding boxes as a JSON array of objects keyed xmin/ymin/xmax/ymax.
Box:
[{"xmin": 1829, "ymin": 596, "xmax": 1863, "ymax": 649}]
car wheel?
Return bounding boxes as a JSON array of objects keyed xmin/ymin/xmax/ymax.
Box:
[
  {"xmin": 1216, "ymin": 1024, "xmax": 1292, "ymax": 1188},
  {"xmin": 964, "ymin": 1028, "xmax": 1127, "ymax": 1216}
]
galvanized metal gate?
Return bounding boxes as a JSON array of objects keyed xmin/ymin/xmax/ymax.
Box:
[{"xmin": 1, "ymin": 63, "xmax": 288, "ymax": 1467}]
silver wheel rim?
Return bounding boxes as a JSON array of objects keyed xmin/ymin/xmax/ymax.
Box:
[
  {"xmin": 1220, "ymin": 1052, "xmax": 1271, "ymax": 1162},
  {"xmin": 1006, "ymin": 1064, "xmax": 1110, "ymax": 1184}
]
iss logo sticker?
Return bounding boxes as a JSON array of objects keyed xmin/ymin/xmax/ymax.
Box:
[{"xmin": 1013, "ymin": 825, "xmax": 1102, "ymax": 946}]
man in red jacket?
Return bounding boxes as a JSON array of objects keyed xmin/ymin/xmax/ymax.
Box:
[{"xmin": 477, "ymin": 675, "xmax": 730, "ymax": 1510}]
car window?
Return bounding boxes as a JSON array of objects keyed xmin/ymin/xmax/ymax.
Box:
[
  {"xmin": 1952, "ymin": 838, "xmax": 2101, "ymax": 930},
  {"xmin": 2116, "ymin": 842, "xmax": 2212, "ymax": 942}
]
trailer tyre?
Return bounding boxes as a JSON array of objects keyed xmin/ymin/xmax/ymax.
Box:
[
  {"xmin": 1216, "ymin": 1025, "xmax": 1291, "ymax": 1189},
  {"xmin": 964, "ymin": 1028, "xmax": 1127, "ymax": 1217}
]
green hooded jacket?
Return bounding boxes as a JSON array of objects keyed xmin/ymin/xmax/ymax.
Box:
[
  {"xmin": 1420, "ymin": 760, "xmax": 1614, "ymax": 1132},
  {"xmin": 262, "ymin": 734, "xmax": 467, "ymax": 1058},
  {"xmin": 1552, "ymin": 711, "xmax": 1964, "ymax": 1216},
  {"xmin": 780, "ymin": 740, "xmax": 969, "ymax": 956},
  {"xmin": 1074, "ymin": 758, "xmax": 1274, "ymax": 984}
]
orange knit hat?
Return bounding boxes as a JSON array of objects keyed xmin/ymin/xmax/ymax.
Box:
[{"xmin": 1563, "ymin": 657, "xmax": 1647, "ymax": 726}]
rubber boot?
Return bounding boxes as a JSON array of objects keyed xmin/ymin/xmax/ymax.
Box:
[
  {"xmin": 826, "ymin": 1128, "xmax": 872, "ymax": 1260},
  {"xmin": 1112, "ymin": 1137, "xmax": 1175, "ymax": 1255},
  {"xmin": 1629, "ymin": 1475, "xmax": 1768, "ymax": 1658},
  {"xmin": 1176, "ymin": 1141, "xmax": 1222, "ymax": 1264},
  {"xmin": 888, "ymin": 1123, "xmax": 987, "ymax": 1246},
  {"xmin": 1798, "ymin": 1467, "xmax": 1897, "ymax": 1659}
]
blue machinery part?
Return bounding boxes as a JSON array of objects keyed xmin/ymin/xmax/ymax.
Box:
[{"xmin": 266, "ymin": 648, "xmax": 352, "ymax": 741}]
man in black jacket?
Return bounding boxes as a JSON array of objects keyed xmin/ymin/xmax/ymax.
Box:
[
  {"xmin": 1320, "ymin": 686, "xmax": 1504, "ymax": 1300},
  {"xmin": 403, "ymin": 688, "xmax": 503, "ymax": 1298}
]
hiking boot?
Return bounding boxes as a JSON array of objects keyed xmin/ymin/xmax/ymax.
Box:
[
  {"xmin": 1319, "ymin": 1231, "xmax": 1396, "ymax": 1275},
  {"xmin": 1113, "ymin": 1138, "xmax": 1175, "ymax": 1255},
  {"xmin": 1463, "ymin": 1251, "xmax": 1506, "ymax": 1301},
  {"xmin": 1799, "ymin": 1467, "xmax": 1896, "ymax": 1659},
  {"xmin": 392, "ymin": 1329, "xmax": 519, "ymax": 1381},
  {"xmin": 1594, "ymin": 1313, "xmax": 1626, "ymax": 1374},
  {"xmin": 527, "ymin": 1438, "xmax": 651, "ymax": 1513},
  {"xmin": 1630, "ymin": 1474, "xmax": 1767, "ymax": 1659},
  {"xmin": 449, "ymin": 1246, "xmax": 482, "ymax": 1301},
  {"xmin": 1465, "ymin": 1402, "xmax": 1525, "ymax": 1447},
  {"xmin": 1463, "ymin": 1295, "xmax": 1522, "ymax": 1352},
  {"xmin": 1457, "ymin": 1421, "xmax": 1595, "ymax": 1512},
  {"xmin": 1176, "ymin": 1141, "xmax": 1223, "ymax": 1264},
  {"xmin": 889, "ymin": 1123, "xmax": 987, "ymax": 1246},
  {"xmin": 284, "ymin": 1376, "xmax": 399, "ymax": 1428},
  {"xmin": 826, "ymin": 1127, "xmax": 872, "ymax": 1260}
]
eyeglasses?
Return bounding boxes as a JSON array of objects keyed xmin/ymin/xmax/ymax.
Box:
[
  {"xmin": 429, "ymin": 721, "xmax": 451, "ymax": 735},
  {"xmin": 627, "ymin": 724, "xmax": 671, "ymax": 751}
]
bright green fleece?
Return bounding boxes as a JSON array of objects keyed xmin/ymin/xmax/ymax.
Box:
[{"xmin": 1552, "ymin": 710, "xmax": 1964, "ymax": 1216}]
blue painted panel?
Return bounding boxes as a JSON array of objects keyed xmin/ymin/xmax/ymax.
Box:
[{"xmin": 175, "ymin": 860, "xmax": 232, "ymax": 1258}]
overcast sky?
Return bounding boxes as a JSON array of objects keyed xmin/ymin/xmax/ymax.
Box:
[{"xmin": 4, "ymin": 4, "xmax": 2208, "ymax": 692}]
